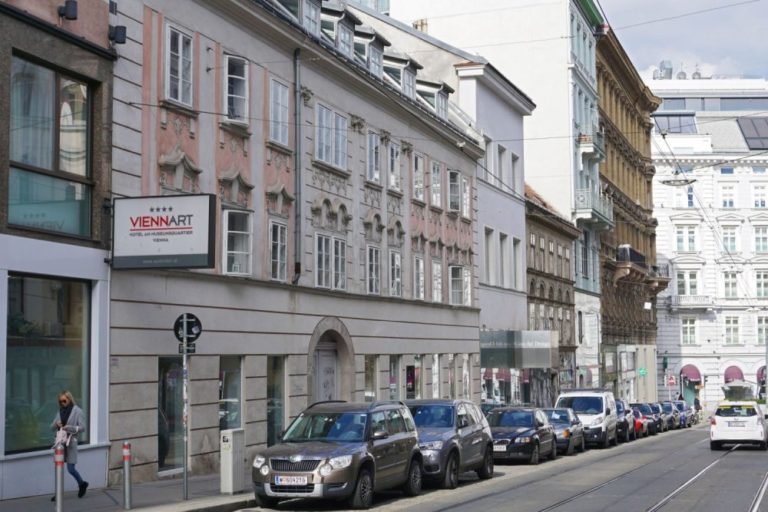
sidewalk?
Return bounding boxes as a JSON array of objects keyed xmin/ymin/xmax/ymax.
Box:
[{"xmin": 1, "ymin": 473, "xmax": 255, "ymax": 512}]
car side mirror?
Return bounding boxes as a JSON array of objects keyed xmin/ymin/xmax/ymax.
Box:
[
  {"xmin": 458, "ymin": 417, "xmax": 469, "ymax": 429},
  {"xmin": 764, "ymin": 414, "xmax": 768, "ymax": 420},
  {"xmin": 606, "ymin": 408, "xmax": 612, "ymax": 416},
  {"xmin": 372, "ymin": 429, "xmax": 389, "ymax": 441},
  {"xmin": 572, "ymin": 419, "xmax": 580, "ymax": 426}
]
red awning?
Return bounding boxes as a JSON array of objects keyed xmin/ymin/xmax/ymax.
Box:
[
  {"xmin": 680, "ymin": 364, "xmax": 701, "ymax": 383},
  {"xmin": 724, "ymin": 365, "xmax": 744, "ymax": 383},
  {"xmin": 758, "ymin": 366, "xmax": 766, "ymax": 384},
  {"xmin": 482, "ymin": 368, "xmax": 512, "ymax": 381}
]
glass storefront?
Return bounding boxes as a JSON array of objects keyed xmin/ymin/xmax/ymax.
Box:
[
  {"xmin": 5, "ymin": 274, "xmax": 90, "ymax": 454},
  {"xmin": 448, "ymin": 354, "xmax": 456, "ymax": 398},
  {"xmin": 267, "ymin": 356, "xmax": 284, "ymax": 446},
  {"xmin": 364, "ymin": 355, "xmax": 377, "ymax": 402},
  {"xmin": 406, "ymin": 355, "xmax": 423, "ymax": 399},
  {"xmin": 218, "ymin": 356, "xmax": 241, "ymax": 430},
  {"xmin": 389, "ymin": 356, "xmax": 400, "ymax": 400},
  {"xmin": 432, "ymin": 354, "xmax": 440, "ymax": 398},
  {"xmin": 158, "ymin": 357, "xmax": 182, "ymax": 471},
  {"xmin": 461, "ymin": 354, "xmax": 470, "ymax": 399}
]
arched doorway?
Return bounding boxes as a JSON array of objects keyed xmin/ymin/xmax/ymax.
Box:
[
  {"xmin": 307, "ymin": 317, "xmax": 355, "ymax": 403},
  {"xmin": 679, "ymin": 364, "xmax": 701, "ymax": 404}
]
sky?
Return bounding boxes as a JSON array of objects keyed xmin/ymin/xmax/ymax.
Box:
[{"xmin": 601, "ymin": 0, "xmax": 768, "ymax": 79}]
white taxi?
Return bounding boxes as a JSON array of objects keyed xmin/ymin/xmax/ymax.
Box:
[{"xmin": 710, "ymin": 401, "xmax": 768, "ymax": 450}]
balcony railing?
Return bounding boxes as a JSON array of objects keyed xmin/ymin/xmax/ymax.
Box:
[
  {"xmin": 616, "ymin": 245, "xmax": 647, "ymax": 269},
  {"xmin": 577, "ymin": 126, "xmax": 605, "ymax": 157},
  {"xmin": 653, "ymin": 264, "xmax": 670, "ymax": 278},
  {"xmin": 574, "ymin": 188, "xmax": 614, "ymax": 227},
  {"xmin": 668, "ymin": 295, "xmax": 714, "ymax": 308}
]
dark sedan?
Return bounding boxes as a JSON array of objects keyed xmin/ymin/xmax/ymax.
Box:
[
  {"xmin": 489, "ymin": 407, "xmax": 557, "ymax": 465},
  {"xmin": 661, "ymin": 401, "xmax": 681, "ymax": 430},
  {"xmin": 543, "ymin": 408, "xmax": 586, "ymax": 455},
  {"xmin": 650, "ymin": 403, "xmax": 669, "ymax": 432},
  {"xmin": 615, "ymin": 399, "xmax": 636, "ymax": 442}
]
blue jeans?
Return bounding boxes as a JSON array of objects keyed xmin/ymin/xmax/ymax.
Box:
[{"xmin": 67, "ymin": 463, "xmax": 84, "ymax": 486}]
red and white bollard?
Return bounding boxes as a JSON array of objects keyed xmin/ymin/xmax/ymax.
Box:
[
  {"xmin": 122, "ymin": 441, "xmax": 132, "ymax": 510},
  {"xmin": 54, "ymin": 444, "xmax": 65, "ymax": 512}
]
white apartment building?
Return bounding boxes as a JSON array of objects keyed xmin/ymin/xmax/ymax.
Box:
[{"xmin": 651, "ymin": 71, "xmax": 768, "ymax": 409}]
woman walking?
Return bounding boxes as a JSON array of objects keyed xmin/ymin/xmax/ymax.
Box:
[{"xmin": 51, "ymin": 391, "xmax": 88, "ymax": 500}]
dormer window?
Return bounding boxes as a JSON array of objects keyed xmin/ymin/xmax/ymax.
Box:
[
  {"xmin": 338, "ymin": 24, "xmax": 354, "ymax": 57},
  {"xmin": 436, "ymin": 92, "xmax": 447, "ymax": 119},
  {"xmin": 402, "ymin": 69, "xmax": 415, "ymax": 98},
  {"xmin": 417, "ymin": 81, "xmax": 450, "ymax": 120},
  {"xmin": 383, "ymin": 65, "xmax": 401, "ymax": 85},
  {"xmin": 303, "ymin": 0, "xmax": 320, "ymax": 36},
  {"xmin": 369, "ymin": 46, "xmax": 383, "ymax": 78}
]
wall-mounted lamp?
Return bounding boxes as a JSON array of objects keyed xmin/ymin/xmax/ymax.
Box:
[
  {"xmin": 109, "ymin": 25, "xmax": 127, "ymax": 44},
  {"xmin": 58, "ymin": 0, "xmax": 78, "ymax": 20}
]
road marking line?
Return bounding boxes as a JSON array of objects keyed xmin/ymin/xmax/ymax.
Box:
[
  {"xmin": 645, "ymin": 444, "xmax": 740, "ymax": 512},
  {"xmin": 748, "ymin": 471, "xmax": 768, "ymax": 512}
]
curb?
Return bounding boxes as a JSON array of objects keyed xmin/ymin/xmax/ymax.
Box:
[{"xmin": 140, "ymin": 497, "xmax": 256, "ymax": 512}]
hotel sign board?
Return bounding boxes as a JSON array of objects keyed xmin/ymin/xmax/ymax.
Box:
[{"xmin": 112, "ymin": 194, "xmax": 216, "ymax": 269}]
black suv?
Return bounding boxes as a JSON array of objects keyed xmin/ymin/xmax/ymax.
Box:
[
  {"xmin": 251, "ymin": 400, "xmax": 422, "ymax": 509},
  {"xmin": 489, "ymin": 407, "xmax": 557, "ymax": 465},
  {"xmin": 615, "ymin": 399, "xmax": 636, "ymax": 442},
  {"xmin": 407, "ymin": 399, "xmax": 494, "ymax": 489}
]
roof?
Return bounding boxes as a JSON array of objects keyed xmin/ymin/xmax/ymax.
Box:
[{"xmin": 305, "ymin": 400, "xmax": 405, "ymax": 413}]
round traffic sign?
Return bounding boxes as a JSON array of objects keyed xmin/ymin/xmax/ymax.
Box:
[{"xmin": 174, "ymin": 313, "xmax": 202, "ymax": 343}]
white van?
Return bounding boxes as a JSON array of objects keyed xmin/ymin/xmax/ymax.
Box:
[
  {"xmin": 710, "ymin": 401, "xmax": 768, "ymax": 450},
  {"xmin": 555, "ymin": 389, "xmax": 618, "ymax": 448}
]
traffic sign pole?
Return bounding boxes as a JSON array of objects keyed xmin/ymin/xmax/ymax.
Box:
[{"xmin": 182, "ymin": 313, "xmax": 189, "ymax": 501}]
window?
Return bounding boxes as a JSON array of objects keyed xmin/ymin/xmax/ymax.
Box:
[
  {"xmin": 432, "ymin": 260, "xmax": 443, "ymax": 302},
  {"xmin": 432, "ymin": 354, "xmax": 441, "ymax": 398},
  {"xmin": 676, "ymin": 226, "xmax": 697, "ymax": 252},
  {"xmin": 166, "ymin": 27, "xmax": 193, "ymax": 105},
  {"xmin": 436, "ymin": 92, "xmax": 447, "ymax": 119},
  {"xmin": 653, "ymin": 114, "xmax": 697, "ymax": 134},
  {"xmin": 219, "ymin": 356, "xmax": 242, "ymax": 430},
  {"xmin": 414, "ymin": 256, "xmax": 425, "ymax": 299},
  {"xmin": 6, "ymin": 275, "xmax": 90, "ymax": 454},
  {"xmin": 316, "ymin": 105, "xmax": 347, "ymax": 168},
  {"xmin": 755, "ymin": 186, "xmax": 767, "ymax": 208},
  {"xmin": 499, "ymin": 233, "xmax": 509, "ymax": 288},
  {"xmin": 723, "ymin": 272, "xmax": 738, "ymax": 298},
  {"xmin": 496, "ymin": 145, "xmax": 505, "ymax": 187},
  {"xmin": 367, "ymin": 245, "xmax": 380, "ymax": 294},
  {"xmin": 461, "ymin": 177, "xmax": 470, "ymax": 217},
  {"xmin": 722, "ymin": 226, "xmax": 737, "ymax": 252},
  {"xmin": 338, "ymin": 24, "xmax": 353, "ymax": 57},
  {"xmin": 565, "ymin": 248, "xmax": 571, "ymax": 279},
  {"xmin": 364, "ymin": 355, "xmax": 377, "ymax": 402},
  {"xmin": 449, "ymin": 265, "xmax": 470, "ymax": 306},
  {"xmin": 367, "ymin": 131, "xmax": 380, "ymax": 182},
  {"xmin": 720, "ymin": 167, "xmax": 734, "ymax": 175},
  {"xmin": 757, "ymin": 270, "xmax": 768, "ymax": 298},
  {"xmin": 448, "ymin": 170, "xmax": 460, "ymax": 211},
  {"xmin": 758, "ymin": 317, "xmax": 768, "ymax": 345},
  {"xmin": 269, "ymin": 79, "xmax": 289, "ymax": 145},
  {"xmin": 316, "ymin": 234, "xmax": 345, "ymax": 290},
  {"xmin": 677, "ymin": 270, "xmax": 698, "ymax": 295},
  {"xmin": 754, "ymin": 166, "xmax": 767, "ymax": 175},
  {"xmin": 724, "ymin": 317, "xmax": 740, "ymax": 345},
  {"xmin": 721, "ymin": 185, "xmax": 735, "ymax": 208},
  {"xmin": 389, "ymin": 142, "xmax": 401, "ymax": 190},
  {"xmin": 484, "ymin": 228, "xmax": 494, "ymax": 284},
  {"xmin": 303, "ymin": 0, "xmax": 320, "ymax": 36},
  {"xmin": 413, "ymin": 155, "xmax": 425, "ymax": 201},
  {"xmin": 756, "ymin": 227, "xmax": 768, "ymax": 253},
  {"xmin": 389, "ymin": 356, "xmax": 400, "ymax": 399},
  {"xmin": 267, "ymin": 356, "xmax": 285, "ymax": 446},
  {"xmin": 403, "ymin": 69, "xmax": 415, "ymax": 98},
  {"xmin": 224, "ymin": 55, "xmax": 247, "ymax": 122},
  {"xmin": 431, "ymin": 162, "xmax": 442, "ymax": 207},
  {"xmin": 512, "ymin": 238, "xmax": 521, "ymax": 288},
  {"xmin": 677, "ymin": 185, "xmax": 695, "ymax": 208},
  {"xmin": 389, "ymin": 250, "xmax": 402, "ymax": 297},
  {"xmin": 9, "ymin": 57, "xmax": 92, "ymax": 237},
  {"xmin": 223, "ymin": 210, "xmax": 252, "ymax": 275},
  {"xmin": 268, "ymin": 221, "xmax": 287, "ymax": 281},
  {"xmin": 369, "ymin": 45, "xmax": 382, "ymax": 77}
]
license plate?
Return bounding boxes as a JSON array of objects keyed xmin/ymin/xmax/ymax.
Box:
[
  {"xmin": 728, "ymin": 421, "xmax": 746, "ymax": 427},
  {"xmin": 275, "ymin": 475, "xmax": 308, "ymax": 486},
  {"xmin": 493, "ymin": 444, "xmax": 507, "ymax": 452}
]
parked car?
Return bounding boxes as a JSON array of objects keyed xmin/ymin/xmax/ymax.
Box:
[
  {"xmin": 615, "ymin": 399, "xmax": 636, "ymax": 442},
  {"xmin": 649, "ymin": 403, "xmax": 668, "ymax": 432},
  {"xmin": 710, "ymin": 401, "xmax": 768, "ymax": 450},
  {"xmin": 661, "ymin": 401, "xmax": 681, "ymax": 430},
  {"xmin": 251, "ymin": 400, "xmax": 422, "ymax": 509},
  {"xmin": 480, "ymin": 402, "xmax": 499, "ymax": 417},
  {"xmin": 406, "ymin": 399, "xmax": 494, "ymax": 489},
  {"xmin": 673, "ymin": 401, "xmax": 689, "ymax": 428},
  {"xmin": 488, "ymin": 407, "xmax": 557, "ymax": 465},
  {"xmin": 555, "ymin": 389, "xmax": 618, "ymax": 448},
  {"xmin": 631, "ymin": 407, "xmax": 650, "ymax": 438},
  {"xmin": 630, "ymin": 403, "xmax": 659, "ymax": 435},
  {"xmin": 543, "ymin": 408, "xmax": 586, "ymax": 455}
]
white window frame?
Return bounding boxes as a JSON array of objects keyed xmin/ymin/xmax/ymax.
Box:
[
  {"xmin": 224, "ymin": 55, "xmax": 248, "ymax": 123},
  {"xmin": 338, "ymin": 24, "xmax": 354, "ymax": 57},
  {"xmin": 223, "ymin": 210, "xmax": 252, "ymax": 276},
  {"xmin": 369, "ymin": 45, "xmax": 382, "ymax": 77},
  {"xmin": 414, "ymin": 256, "xmax": 425, "ymax": 300},
  {"xmin": 448, "ymin": 170, "xmax": 460, "ymax": 212},
  {"xmin": 413, "ymin": 154, "xmax": 425, "ymax": 201},
  {"xmin": 389, "ymin": 250, "xmax": 402, "ymax": 297},
  {"xmin": 367, "ymin": 245, "xmax": 380, "ymax": 295},
  {"xmin": 436, "ymin": 92, "xmax": 447, "ymax": 119},
  {"xmin": 269, "ymin": 79, "xmax": 289, "ymax": 145},
  {"xmin": 724, "ymin": 316, "xmax": 740, "ymax": 345},
  {"xmin": 721, "ymin": 184, "xmax": 735, "ymax": 208},
  {"xmin": 756, "ymin": 226, "xmax": 768, "ymax": 253},
  {"xmin": 758, "ymin": 316, "xmax": 768, "ymax": 345},
  {"xmin": 676, "ymin": 270, "xmax": 698, "ymax": 295},
  {"xmin": 315, "ymin": 233, "xmax": 346, "ymax": 290},
  {"xmin": 432, "ymin": 259, "xmax": 442, "ymax": 302},
  {"xmin": 166, "ymin": 26, "xmax": 193, "ymax": 106},
  {"xmin": 757, "ymin": 270, "xmax": 768, "ymax": 298},
  {"xmin": 722, "ymin": 226, "xmax": 737, "ymax": 253},
  {"xmin": 431, "ymin": 161, "xmax": 442, "ymax": 207},
  {"xmin": 333, "ymin": 238, "xmax": 346, "ymax": 290},
  {"xmin": 316, "ymin": 104, "xmax": 347, "ymax": 169},
  {"xmin": 723, "ymin": 271, "xmax": 738, "ymax": 298},
  {"xmin": 675, "ymin": 225, "xmax": 697, "ymax": 252},
  {"xmin": 461, "ymin": 176, "xmax": 470, "ymax": 218},
  {"xmin": 303, "ymin": 0, "xmax": 320, "ymax": 36},
  {"xmin": 269, "ymin": 220, "xmax": 287, "ymax": 282},
  {"xmin": 402, "ymin": 68, "xmax": 415, "ymax": 98},
  {"xmin": 754, "ymin": 185, "xmax": 767, "ymax": 208},
  {"xmin": 367, "ymin": 131, "xmax": 380, "ymax": 182},
  {"xmin": 388, "ymin": 142, "xmax": 401, "ymax": 190},
  {"xmin": 449, "ymin": 265, "xmax": 470, "ymax": 306}
]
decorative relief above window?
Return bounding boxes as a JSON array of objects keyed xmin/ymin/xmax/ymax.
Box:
[
  {"xmin": 387, "ymin": 218, "xmax": 405, "ymax": 247},
  {"xmin": 266, "ymin": 182, "xmax": 295, "ymax": 218},
  {"xmin": 311, "ymin": 168, "xmax": 348, "ymax": 196},
  {"xmin": 300, "ymin": 85, "xmax": 314, "ymax": 107},
  {"xmin": 350, "ymin": 114, "xmax": 366, "ymax": 133},
  {"xmin": 218, "ymin": 168, "xmax": 254, "ymax": 208},
  {"xmin": 363, "ymin": 186, "xmax": 382, "ymax": 208},
  {"xmin": 158, "ymin": 145, "xmax": 202, "ymax": 193},
  {"xmin": 311, "ymin": 196, "xmax": 351, "ymax": 233},
  {"xmin": 364, "ymin": 209, "xmax": 385, "ymax": 243}
]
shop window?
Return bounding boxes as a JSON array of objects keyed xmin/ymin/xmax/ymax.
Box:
[
  {"xmin": 364, "ymin": 355, "xmax": 377, "ymax": 402},
  {"xmin": 389, "ymin": 356, "xmax": 400, "ymax": 400},
  {"xmin": 267, "ymin": 356, "xmax": 285, "ymax": 446},
  {"xmin": 219, "ymin": 356, "xmax": 242, "ymax": 430}
]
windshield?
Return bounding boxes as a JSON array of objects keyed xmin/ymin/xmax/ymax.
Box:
[
  {"xmin": 409, "ymin": 405, "xmax": 455, "ymax": 428},
  {"xmin": 632, "ymin": 409, "xmax": 642, "ymax": 419},
  {"xmin": 633, "ymin": 404, "xmax": 653, "ymax": 415},
  {"xmin": 488, "ymin": 410, "xmax": 533, "ymax": 428},
  {"xmin": 662, "ymin": 403, "xmax": 674, "ymax": 413},
  {"xmin": 282, "ymin": 412, "xmax": 368, "ymax": 442},
  {"xmin": 716, "ymin": 405, "xmax": 757, "ymax": 417},
  {"xmin": 674, "ymin": 402, "xmax": 686, "ymax": 412},
  {"xmin": 544, "ymin": 409, "xmax": 571, "ymax": 424},
  {"xmin": 615, "ymin": 401, "xmax": 625, "ymax": 414},
  {"xmin": 650, "ymin": 404, "xmax": 661, "ymax": 414},
  {"xmin": 556, "ymin": 396, "xmax": 603, "ymax": 415}
]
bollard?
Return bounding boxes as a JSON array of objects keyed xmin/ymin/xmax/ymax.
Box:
[
  {"xmin": 122, "ymin": 441, "xmax": 132, "ymax": 510},
  {"xmin": 54, "ymin": 443, "xmax": 64, "ymax": 512}
]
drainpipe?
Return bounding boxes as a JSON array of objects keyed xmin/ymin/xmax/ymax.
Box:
[{"xmin": 292, "ymin": 48, "xmax": 302, "ymax": 285}]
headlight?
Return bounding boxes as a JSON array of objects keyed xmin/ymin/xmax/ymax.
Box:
[
  {"xmin": 252, "ymin": 455, "xmax": 266, "ymax": 468},
  {"xmin": 562, "ymin": 429, "xmax": 570, "ymax": 438},
  {"xmin": 328, "ymin": 455, "xmax": 353, "ymax": 470},
  {"xmin": 590, "ymin": 415, "xmax": 604, "ymax": 427},
  {"xmin": 319, "ymin": 464, "xmax": 332, "ymax": 477},
  {"xmin": 514, "ymin": 436, "xmax": 531, "ymax": 444},
  {"xmin": 259, "ymin": 465, "xmax": 270, "ymax": 476},
  {"xmin": 419, "ymin": 441, "xmax": 444, "ymax": 451}
]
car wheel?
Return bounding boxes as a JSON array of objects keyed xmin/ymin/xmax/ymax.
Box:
[
  {"xmin": 348, "ymin": 469, "xmax": 374, "ymax": 509},
  {"xmin": 625, "ymin": 427, "xmax": 631, "ymax": 443},
  {"xmin": 710, "ymin": 441, "xmax": 721, "ymax": 451},
  {"xmin": 578, "ymin": 435, "xmax": 586, "ymax": 453},
  {"xmin": 402, "ymin": 458, "xmax": 422, "ymax": 497},
  {"xmin": 761, "ymin": 441, "xmax": 768, "ymax": 451},
  {"xmin": 254, "ymin": 492, "xmax": 280, "ymax": 509},
  {"xmin": 549, "ymin": 439, "xmax": 558, "ymax": 460},
  {"xmin": 601, "ymin": 431, "xmax": 610, "ymax": 449},
  {"xmin": 476, "ymin": 446, "xmax": 494, "ymax": 480},
  {"xmin": 529, "ymin": 444, "xmax": 540, "ymax": 465},
  {"xmin": 442, "ymin": 452, "xmax": 459, "ymax": 490},
  {"xmin": 611, "ymin": 428, "xmax": 619, "ymax": 447}
]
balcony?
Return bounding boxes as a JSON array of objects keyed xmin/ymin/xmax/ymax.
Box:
[
  {"xmin": 574, "ymin": 187, "xmax": 614, "ymax": 229},
  {"xmin": 667, "ymin": 295, "xmax": 714, "ymax": 310},
  {"xmin": 577, "ymin": 126, "xmax": 605, "ymax": 159}
]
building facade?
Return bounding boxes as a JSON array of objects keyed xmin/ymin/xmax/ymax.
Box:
[
  {"xmin": 596, "ymin": 31, "xmax": 665, "ymax": 402},
  {"xmin": 387, "ymin": 0, "xmax": 613, "ymax": 388},
  {"xmin": 0, "ymin": 0, "xmax": 115, "ymax": 499},
  {"xmin": 525, "ymin": 186, "xmax": 581, "ymax": 406},
  {"xmin": 651, "ymin": 71, "xmax": 768, "ymax": 410},
  {"xmin": 107, "ymin": 0, "xmax": 483, "ymax": 486}
]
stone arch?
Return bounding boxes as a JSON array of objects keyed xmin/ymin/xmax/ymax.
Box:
[{"xmin": 307, "ymin": 317, "xmax": 356, "ymax": 402}]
